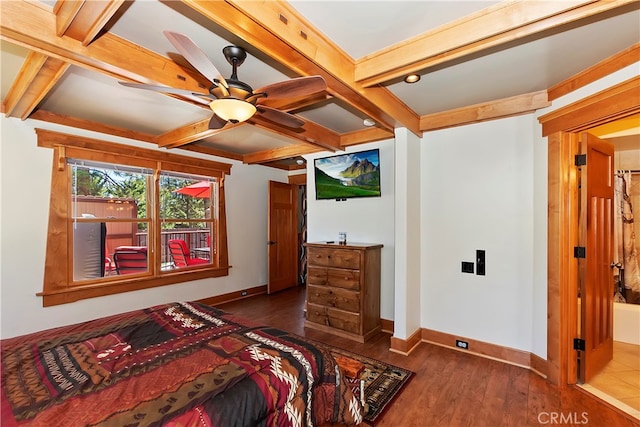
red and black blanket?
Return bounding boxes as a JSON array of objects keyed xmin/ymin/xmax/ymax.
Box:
[{"xmin": 1, "ymin": 302, "xmax": 363, "ymax": 426}]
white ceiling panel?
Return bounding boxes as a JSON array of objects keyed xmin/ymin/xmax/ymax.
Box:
[
  {"xmin": 0, "ymin": 41, "xmax": 29, "ymax": 100},
  {"xmin": 200, "ymin": 124, "xmax": 302, "ymax": 154},
  {"xmin": 289, "ymin": 1, "xmax": 499, "ymax": 59},
  {"xmin": 388, "ymin": 7, "xmax": 640, "ymax": 115},
  {"xmin": 39, "ymin": 66, "xmax": 211, "ymax": 134}
]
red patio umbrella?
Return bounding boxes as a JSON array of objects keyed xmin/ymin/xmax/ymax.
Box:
[{"xmin": 173, "ymin": 181, "xmax": 211, "ymax": 198}]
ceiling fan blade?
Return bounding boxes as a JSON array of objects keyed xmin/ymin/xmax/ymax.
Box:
[
  {"xmin": 118, "ymin": 81, "xmax": 210, "ymax": 105},
  {"xmin": 255, "ymin": 76, "xmax": 326, "ymax": 100},
  {"xmin": 163, "ymin": 31, "xmax": 229, "ymax": 91},
  {"xmin": 257, "ymin": 105, "xmax": 305, "ymax": 128},
  {"xmin": 208, "ymin": 113, "xmax": 227, "ymax": 129}
]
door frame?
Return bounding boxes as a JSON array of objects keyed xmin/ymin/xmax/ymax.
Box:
[{"xmin": 539, "ymin": 76, "xmax": 639, "ymax": 386}]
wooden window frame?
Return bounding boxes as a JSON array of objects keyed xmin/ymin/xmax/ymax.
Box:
[{"xmin": 36, "ymin": 129, "xmax": 232, "ymax": 306}]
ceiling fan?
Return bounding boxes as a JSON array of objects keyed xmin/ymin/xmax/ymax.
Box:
[{"xmin": 119, "ymin": 31, "xmax": 327, "ymax": 130}]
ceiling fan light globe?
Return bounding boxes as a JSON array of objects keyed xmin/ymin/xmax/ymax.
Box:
[{"xmin": 209, "ymin": 98, "xmax": 256, "ymax": 123}]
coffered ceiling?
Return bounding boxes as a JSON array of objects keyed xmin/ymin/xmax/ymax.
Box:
[{"xmin": 1, "ymin": 1, "xmax": 638, "ymax": 169}]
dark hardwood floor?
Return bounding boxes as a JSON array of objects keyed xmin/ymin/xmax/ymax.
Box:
[{"xmin": 216, "ymin": 286, "xmax": 639, "ymax": 427}]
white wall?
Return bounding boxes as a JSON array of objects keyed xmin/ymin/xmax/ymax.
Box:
[
  {"xmin": 421, "ymin": 115, "xmax": 536, "ymax": 352},
  {"xmin": 0, "ymin": 116, "xmax": 288, "ymax": 338},
  {"xmin": 305, "ymin": 140, "xmax": 396, "ymax": 320}
]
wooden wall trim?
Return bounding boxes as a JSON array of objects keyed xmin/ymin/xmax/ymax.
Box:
[
  {"xmin": 288, "ymin": 174, "xmax": 306, "ymax": 185},
  {"xmin": 35, "ymin": 128, "xmax": 232, "ymax": 174},
  {"xmin": 389, "ymin": 328, "xmax": 422, "ymax": 356},
  {"xmin": 539, "ymin": 76, "xmax": 640, "ymax": 136},
  {"xmin": 421, "ymin": 90, "xmax": 550, "ymax": 132},
  {"xmin": 548, "ymin": 43, "xmax": 640, "ymax": 101},
  {"xmin": 421, "ymin": 328, "xmax": 531, "ymax": 368},
  {"xmin": 380, "ymin": 318, "xmax": 394, "ymax": 334},
  {"xmin": 384, "ymin": 320, "xmax": 546, "ymax": 378},
  {"xmin": 530, "ymin": 353, "xmax": 548, "ymax": 379},
  {"xmin": 545, "ymin": 131, "xmax": 580, "ymax": 386},
  {"xmin": 197, "ymin": 285, "xmax": 268, "ymax": 307}
]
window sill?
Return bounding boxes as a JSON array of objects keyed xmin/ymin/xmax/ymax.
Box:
[{"xmin": 38, "ymin": 266, "xmax": 230, "ymax": 306}]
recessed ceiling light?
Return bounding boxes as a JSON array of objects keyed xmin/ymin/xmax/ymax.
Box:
[
  {"xmin": 404, "ymin": 74, "xmax": 421, "ymax": 84},
  {"xmin": 363, "ymin": 118, "xmax": 376, "ymax": 127}
]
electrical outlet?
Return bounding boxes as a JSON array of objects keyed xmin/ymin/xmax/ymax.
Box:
[
  {"xmin": 476, "ymin": 250, "xmax": 486, "ymax": 276},
  {"xmin": 455, "ymin": 339, "xmax": 469, "ymax": 350},
  {"xmin": 461, "ymin": 262, "xmax": 474, "ymax": 274},
  {"xmin": 241, "ymin": 291, "xmax": 248, "ymax": 296}
]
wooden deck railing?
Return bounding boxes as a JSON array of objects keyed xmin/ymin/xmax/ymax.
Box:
[{"xmin": 107, "ymin": 229, "xmax": 212, "ymax": 264}]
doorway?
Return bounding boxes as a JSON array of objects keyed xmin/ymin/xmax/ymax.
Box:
[
  {"xmin": 266, "ymin": 176, "xmax": 308, "ymax": 294},
  {"xmin": 579, "ymin": 121, "xmax": 640, "ymax": 413},
  {"xmin": 539, "ymin": 75, "xmax": 638, "ymax": 390}
]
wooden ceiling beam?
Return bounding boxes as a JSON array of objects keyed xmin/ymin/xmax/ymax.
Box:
[
  {"xmin": 340, "ymin": 127, "xmax": 395, "ymax": 147},
  {"xmin": 157, "ymin": 112, "xmax": 341, "ymax": 151},
  {"xmin": 355, "ymin": 0, "xmax": 638, "ymax": 87},
  {"xmin": 4, "ymin": 0, "xmax": 123, "ymax": 121},
  {"xmin": 0, "ymin": 1, "xmax": 205, "ymax": 93},
  {"xmin": 54, "ymin": 0, "xmax": 125, "ymax": 46},
  {"xmin": 0, "ymin": 1, "xmax": 343, "ymax": 152},
  {"xmin": 157, "ymin": 117, "xmax": 227, "ymax": 149},
  {"xmin": 183, "ymin": 0, "xmax": 421, "ymax": 137},
  {"xmin": 249, "ymin": 114, "xmax": 341, "ymax": 151},
  {"xmin": 179, "ymin": 144, "xmax": 244, "ymax": 162},
  {"xmin": 243, "ymin": 144, "xmax": 323, "ymax": 165},
  {"xmin": 420, "ymin": 90, "xmax": 550, "ymax": 132},
  {"xmin": 29, "ymin": 110, "xmax": 158, "ymax": 143},
  {"xmin": 3, "ymin": 51, "xmax": 68, "ymax": 119}
]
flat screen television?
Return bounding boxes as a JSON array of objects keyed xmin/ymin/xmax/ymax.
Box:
[{"xmin": 314, "ymin": 149, "xmax": 381, "ymax": 200}]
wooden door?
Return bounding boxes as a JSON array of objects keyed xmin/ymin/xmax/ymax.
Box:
[
  {"xmin": 268, "ymin": 181, "xmax": 298, "ymax": 294},
  {"xmin": 579, "ymin": 132, "xmax": 614, "ymax": 382}
]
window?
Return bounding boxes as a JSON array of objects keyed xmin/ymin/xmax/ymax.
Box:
[{"xmin": 37, "ymin": 129, "xmax": 231, "ymax": 306}]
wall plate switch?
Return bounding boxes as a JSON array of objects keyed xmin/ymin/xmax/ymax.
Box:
[
  {"xmin": 461, "ymin": 261, "xmax": 474, "ymax": 274},
  {"xmin": 476, "ymin": 250, "xmax": 486, "ymax": 276}
]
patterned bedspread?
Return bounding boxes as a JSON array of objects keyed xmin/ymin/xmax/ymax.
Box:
[{"xmin": 1, "ymin": 302, "xmax": 363, "ymax": 426}]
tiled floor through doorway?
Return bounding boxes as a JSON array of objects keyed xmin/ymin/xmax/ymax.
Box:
[{"xmin": 581, "ymin": 341, "xmax": 640, "ymax": 419}]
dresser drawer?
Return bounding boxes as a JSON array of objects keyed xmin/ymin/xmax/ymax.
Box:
[
  {"xmin": 307, "ymin": 266, "xmax": 328, "ymax": 286},
  {"xmin": 307, "ymin": 247, "xmax": 360, "ymax": 269},
  {"xmin": 307, "ymin": 285, "xmax": 360, "ymax": 312},
  {"xmin": 327, "ymin": 268, "xmax": 360, "ymax": 290},
  {"xmin": 306, "ymin": 303, "xmax": 361, "ymax": 334}
]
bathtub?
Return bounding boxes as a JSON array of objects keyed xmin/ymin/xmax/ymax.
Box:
[{"xmin": 614, "ymin": 302, "xmax": 640, "ymax": 345}]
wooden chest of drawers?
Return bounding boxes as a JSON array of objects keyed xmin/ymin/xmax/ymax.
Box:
[{"xmin": 304, "ymin": 242, "xmax": 382, "ymax": 342}]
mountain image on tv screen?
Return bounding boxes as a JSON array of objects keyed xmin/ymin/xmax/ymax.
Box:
[{"xmin": 314, "ymin": 149, "xmax": 381, "ymax": 199}]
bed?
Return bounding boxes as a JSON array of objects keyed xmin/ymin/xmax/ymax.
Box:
[{"xmin": 1, "ymin": 301, "xmax": 363, "ymax": 426}]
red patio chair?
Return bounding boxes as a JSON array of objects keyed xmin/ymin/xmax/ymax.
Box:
[
  {"xmin": 113, "ymin": 246, "xmax": 148, "ymax": 275},
  {"xmin": 168, "ymin": 239, "xmax": 208, "ymax": 268}
]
